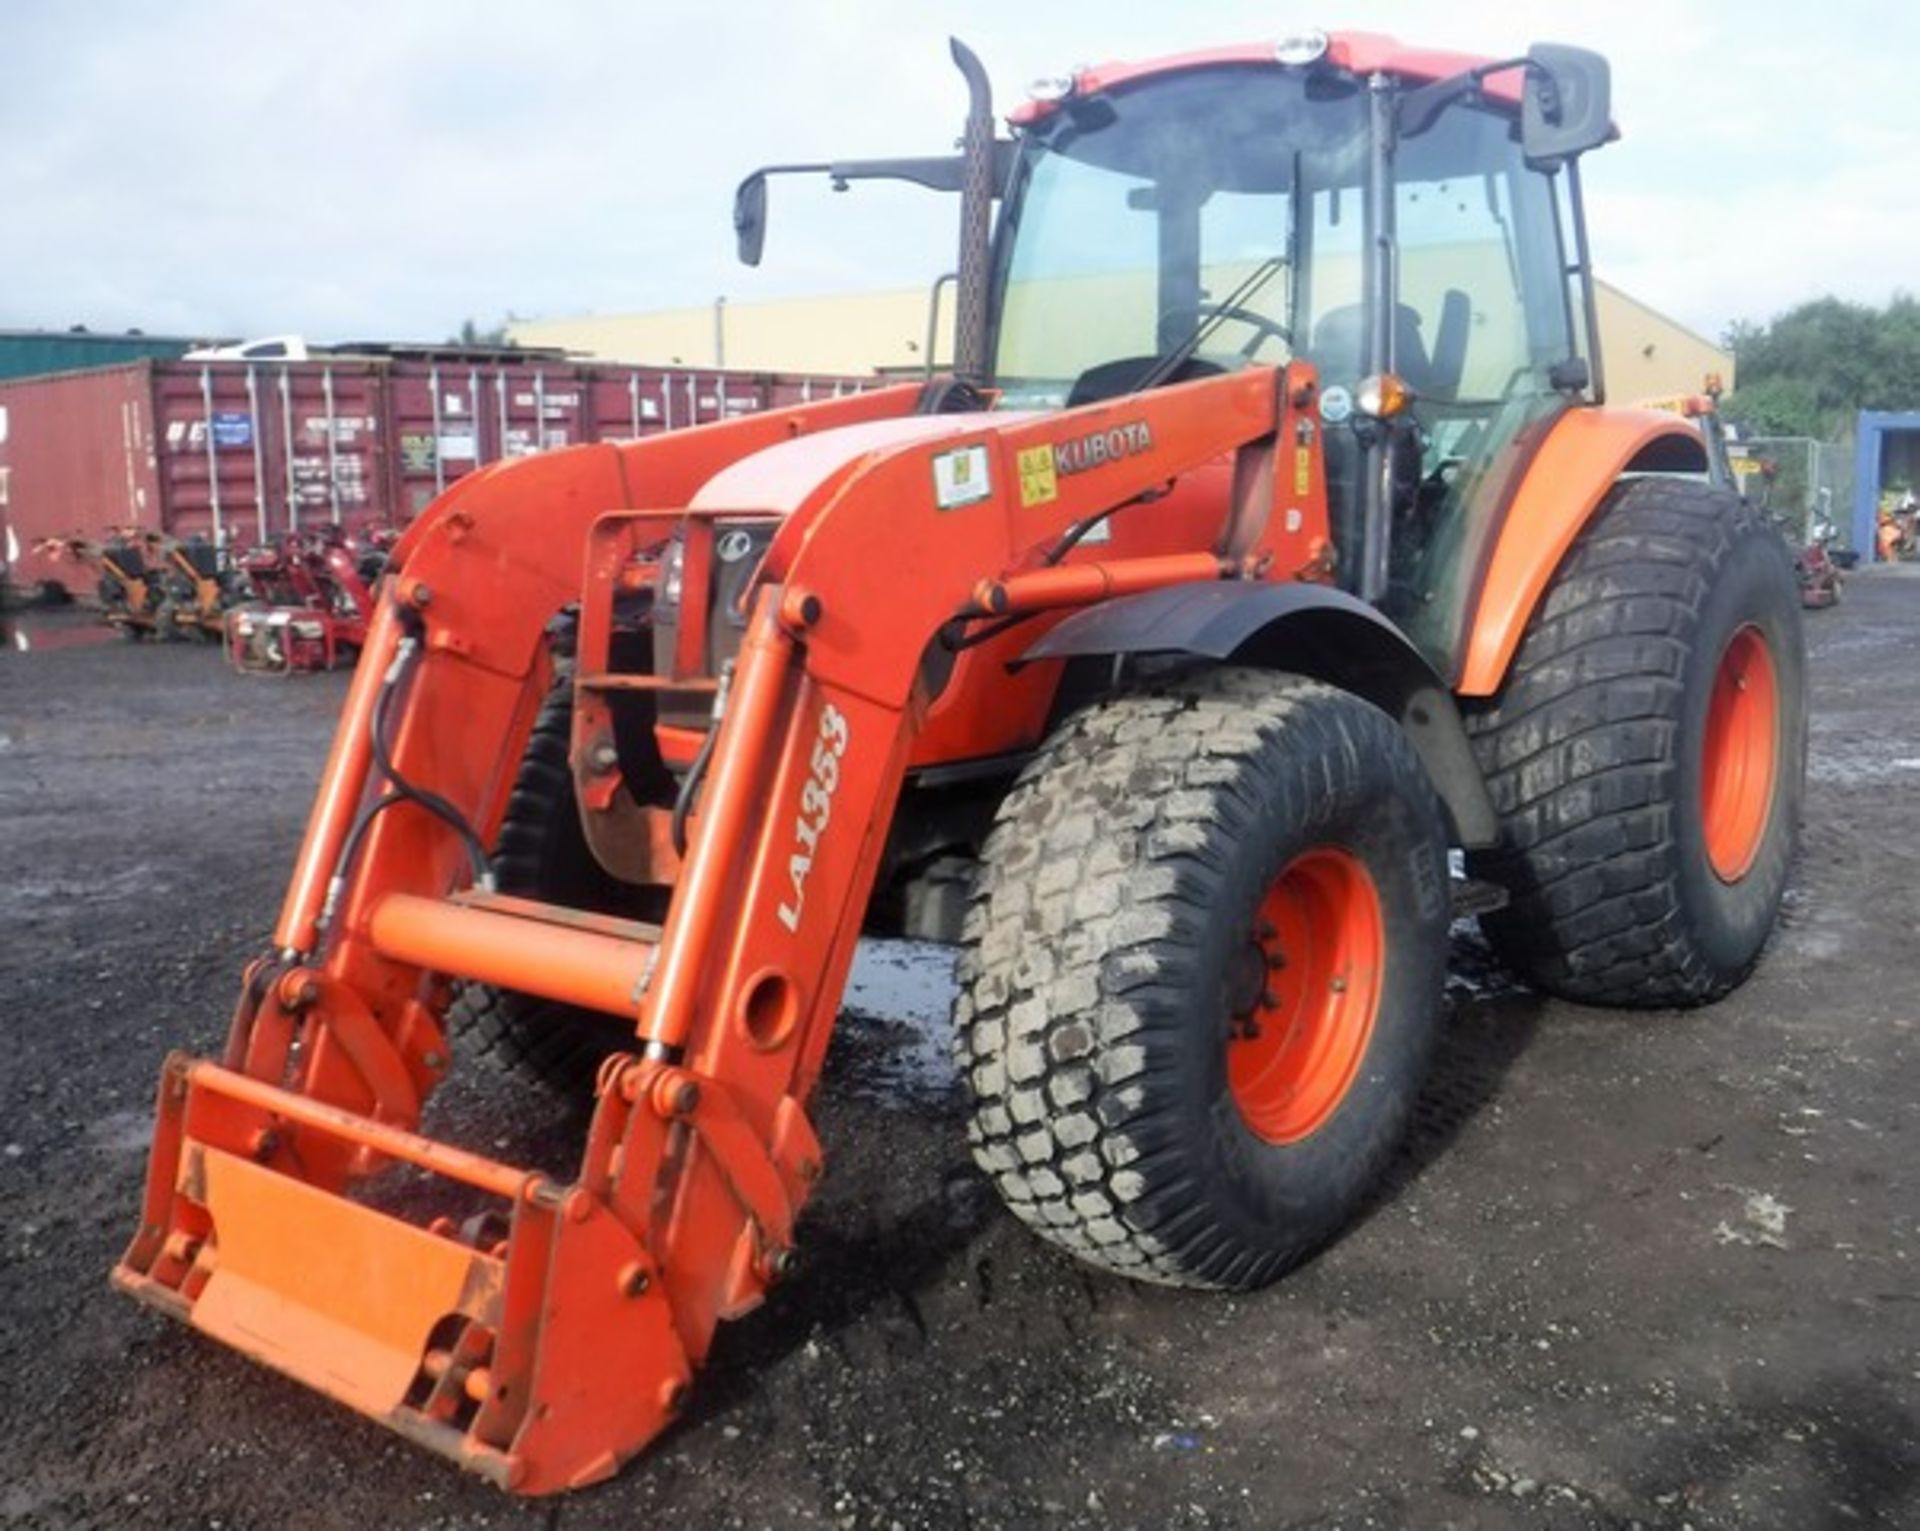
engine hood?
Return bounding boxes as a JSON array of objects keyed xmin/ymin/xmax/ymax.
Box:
[{"xmin": 689, "ymin": 412, "xmax": 1038, "ymax": 519}]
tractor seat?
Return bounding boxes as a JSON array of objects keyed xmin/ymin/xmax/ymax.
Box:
[{"xmin": 1309, "ymin": 302, "xmax": 1434, "ymax": 394}]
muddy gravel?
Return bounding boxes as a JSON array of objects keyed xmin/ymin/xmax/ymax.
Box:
[{"xmin": 0, "ymin": 578, "xmax": 1916, "ymax": 1530}]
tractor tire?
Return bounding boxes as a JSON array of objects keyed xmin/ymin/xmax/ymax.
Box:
[
  {"xmin": 1464, "ymin": 477, "xmax": 1805, "ymax": 1007},
  {"xmin": 955, "ymin": 670, "xmax": 1450, "ymax": 1290},
  {"xmin": 444, "ymin": 687, "xmax": 635, "ymax": 1094}
]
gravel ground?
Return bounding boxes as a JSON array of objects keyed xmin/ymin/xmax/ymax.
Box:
[{"xmin": 0, "ymin": 574, "xmax": 1915, "ymax": 1530}]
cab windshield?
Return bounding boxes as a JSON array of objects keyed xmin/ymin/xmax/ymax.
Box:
[
  {"xmin": 989, "ymin": 64, "xmax": 1582, "ymax": 674},
  {"xmin": 991, "ymin": 67, "xmax": 1368, "ymax": 409}
]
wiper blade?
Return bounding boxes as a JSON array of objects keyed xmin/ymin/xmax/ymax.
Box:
[{"xmin": 1130, "ymin": 255, "xmax": 1289, "ymax": 395}]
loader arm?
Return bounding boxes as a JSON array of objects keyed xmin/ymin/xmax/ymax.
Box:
[{"xmin": 116, "ymin": 364, "xmax": 1328, "ymax": 1492}]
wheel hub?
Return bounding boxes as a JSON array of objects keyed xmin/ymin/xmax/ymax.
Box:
[
  {"xmin": 1701, "ymin": 623, "xmax": 1780, "ymax": 882},
  {"xmin": 1228, "ymin": 848, "xmax": 1384, "ymax": 1144}
]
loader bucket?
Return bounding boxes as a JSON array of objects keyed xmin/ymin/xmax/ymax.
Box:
[{"xmin": 113, "ymin": 1052, "xmax": 692, "ymax": 1494}]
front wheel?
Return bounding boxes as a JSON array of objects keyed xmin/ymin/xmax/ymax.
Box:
[
  {"xmin": 1466, "ymin": 477, "xmax": 1807, "ymax": 1006},
  {"xmin": 444, "ymin": 687, "xmax": 646, "ymax": 1093},
  {"xmin": 955, "ymin": 670, "xmax": 1450, "ymax": 1290}
]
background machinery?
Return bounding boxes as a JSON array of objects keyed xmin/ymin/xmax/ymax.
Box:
[{"xmin": 224, "ymin": 528, "xmax": 386, "ymax": 672}]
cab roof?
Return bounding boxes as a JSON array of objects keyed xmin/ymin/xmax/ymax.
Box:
[{"xmin": 1009, "ymin": 31, "xmax": 1525, "ymax": 127}]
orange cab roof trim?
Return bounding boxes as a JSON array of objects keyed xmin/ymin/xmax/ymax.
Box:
[{"xmin": 1010, "ymin": 32, "xmax": 1524, "ymax": 127}]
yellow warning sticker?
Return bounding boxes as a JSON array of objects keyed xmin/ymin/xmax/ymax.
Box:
[
  {"xmin": 1017, "ymin": 444, "xmax": 1059, "ymax": 508},
  {"xmin": 1293, "ymin": 445, "xmax": 1312, "ymax": 497}
]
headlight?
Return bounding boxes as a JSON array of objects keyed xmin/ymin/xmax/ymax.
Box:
[
  {"xmin": 660, "ymin": 535, "xmax": 685, "ymax": 608},
  {"xmin": 292, "ymin": 620, "xmax": 325, "ymax": 639},
  {"xmin": 1274, "ymin": 30, "xmax": 1330, "ymax": 66}
]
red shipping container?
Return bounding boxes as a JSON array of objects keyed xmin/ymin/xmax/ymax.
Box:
[{"xmin": 2, "ymin": 357, "xmax": 872, "ymax": 598}]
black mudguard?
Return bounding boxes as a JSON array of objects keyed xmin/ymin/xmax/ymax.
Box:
[{"xmin": 1023, "ymin": 581, "xmax": 1499, "ymax": 848}]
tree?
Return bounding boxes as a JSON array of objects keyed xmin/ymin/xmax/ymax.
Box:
[
  {"xmin": 450, "ymin": 316, "xmax": 511, "ymax": 347},
  {"xmin": 1723, "ymin": 293, "xmax": 1920, "ymax": 441}
]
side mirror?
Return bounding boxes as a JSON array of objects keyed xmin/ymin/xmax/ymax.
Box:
[
  {"xmin": 1521, "ymin": 44, "xmax": 1611, "ymax": 167},
  {"xmin": 734, "ymin": 173, "xmax": 768, "ymax": 266}
]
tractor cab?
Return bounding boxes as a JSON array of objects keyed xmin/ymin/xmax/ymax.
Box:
[{"xmin": 738, "ymin": 31, "xmax": 1613, "ymax": 675}]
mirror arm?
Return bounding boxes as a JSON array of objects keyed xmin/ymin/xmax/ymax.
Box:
[
  {"xmin": 825, "ymin": 155, "xmax": 968, "ymax": 194},
  {"xmin": 732, "ymin": 144, "xmax": 1015, "ymax": 267},
  {"xmin": 1396, "ymin": 56, "xmax": 1530, "ymax": 138}
]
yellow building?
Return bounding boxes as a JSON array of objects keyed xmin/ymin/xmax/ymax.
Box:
[
  {"xmin": 510, "ymin": 276, "xmax": 1729, "ymax": 401},
  {"xmin": 1594, "ymin": 282, "xmax": 1734, "ymax": 404}
]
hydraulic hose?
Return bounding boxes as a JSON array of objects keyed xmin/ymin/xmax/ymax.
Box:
[
  {"xmin": 670, "ymin": 660, "xmax": 734, "ymax": 858},
  {"xmin": 318, "ymin": 618, "xmax": 494, "ymax": 935}
]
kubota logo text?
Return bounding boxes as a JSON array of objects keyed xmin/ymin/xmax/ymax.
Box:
[
  {"xmin": 775, "ymin": 702, "xmax": 851, "ymax": 932},
  {"xmin": 1053, "ymin": 419, "xmax": 1153, "ymax": 475}
]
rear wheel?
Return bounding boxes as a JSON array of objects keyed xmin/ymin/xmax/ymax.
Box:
[
  {"xmin": 1466, "ymin": 477, "xmax": 1806, "ymax": 1006},
  {"xmin": 955, "ymin": 670, "xmax": 1450, "ymax": 1290}
]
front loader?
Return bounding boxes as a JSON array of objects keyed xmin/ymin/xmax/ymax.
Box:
[{"xmin": 116, "ymin": 30, "xmax": 1806, "ymax": 1493}]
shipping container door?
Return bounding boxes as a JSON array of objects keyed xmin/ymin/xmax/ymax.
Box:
[
  {"xmin": 683, "ymin": 368, "xmax": 764, "ymax": 428},
  {"xmin": 583, "ymin": 367, "xmax": 672, "ymax": 443},
  {"xmin": 485, "ymin": 364, "xmax": 588, "ymax": 467},
  {"xmin": 264, "ymin": 362, "xmax": 391, "ymax": 541},
  {"xmin": 0, "ymin": 365, "xmax": 163, "ymax": 595},
  {"xmin": 389, "ymin": 361, "xmax": 490, "ymax": 519},
  {"xmin": 154, "ymin": 363, "xmax": 282, "ymax": 547},
  {"xmin": 765, "ymin": 372, "xmax": 870, "ymax": 411}
]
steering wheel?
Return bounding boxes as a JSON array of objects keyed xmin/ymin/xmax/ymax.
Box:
[{"xmin": 1194, "ymin": 302, "xmax": 1293, "ymax": 361}]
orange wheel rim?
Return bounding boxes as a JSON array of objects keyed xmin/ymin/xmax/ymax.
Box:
[
  {"xmin": 1228, "ymin": 848, "xmax": 1384, "ymax": 1145},
  {"xmin": 1701, "ymin": 623, "xmax": 1780, "ymax": 882}
]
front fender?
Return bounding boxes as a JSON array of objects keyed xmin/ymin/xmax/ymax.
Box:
[
  {"xmin": 1023, "ymin": 581, "xmax": 1498, "ymax": 847},
  {"xmin": 1457, "ymin": 407, "xmax": 1708, "ymax": 696}
]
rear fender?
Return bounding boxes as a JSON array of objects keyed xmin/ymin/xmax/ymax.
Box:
[
  {"xmin": 1457, "ymin": 408, "xmax": 1708, "ymax": 696},
  {"xmin": 1023, "ymin": 581, "xmax": 1498, "ymax": 847}
]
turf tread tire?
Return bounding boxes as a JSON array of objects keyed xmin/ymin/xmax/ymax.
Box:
[
  {"xmin": 444, "ymin": 689, "xmax": 631, "ymax": 1094},
  {"xmin": 1464, "ymin": 476, "xmax": 1805, "ymax": 1007},
  {"xmin": 955, "ymin": 669, "xmax": 1449, "ymax": 1291}
]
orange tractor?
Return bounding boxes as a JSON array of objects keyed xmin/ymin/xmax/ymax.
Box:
[{"xmin": 116, "ymin": 31, "xmax": 1805, "ymax": 1493}]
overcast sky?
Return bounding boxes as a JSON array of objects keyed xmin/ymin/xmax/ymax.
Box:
[{"xmin": 3, "ymin": 1, "xmax": 1910, "ymax": 347}]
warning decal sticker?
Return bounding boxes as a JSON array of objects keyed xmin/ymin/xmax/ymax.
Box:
[
  {"xmin": 932, "ymin": 443, "xmax": 992, "ymax": 510},
  {"xmin": 1016, "ymin": 444, "xmax": 1058, "ymax": 508}
]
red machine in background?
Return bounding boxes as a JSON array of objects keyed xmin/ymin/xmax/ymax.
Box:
[{"xmin": 225, "ymin": 528, "xmax": 391, "ymax": 672}]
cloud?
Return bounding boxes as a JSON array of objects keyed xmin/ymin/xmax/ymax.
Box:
[{"xmin": 3, "ymin": 0, "xmax": 1913, "ymax": 342}]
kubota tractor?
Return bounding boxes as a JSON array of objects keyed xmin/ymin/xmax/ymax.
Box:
[{"xmin": 116, "ymin": 31, "xmax": 1806, "ymax": 1493}]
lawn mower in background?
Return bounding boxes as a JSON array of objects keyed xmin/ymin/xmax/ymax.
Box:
[
  {"xmin": 1795, "ymin": 511, "xmax": 1844, "ymax": 609},
  {"xmin": 225, "ymin": 528, "xmax": 385, "ymax": 673},
  {"xmin": 32, "ymin": 532, "xmax": 165, "ymax": 638},
  {"xmin": 150, "ymin": 532, "xmax": 243, "ymax": 640}
]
